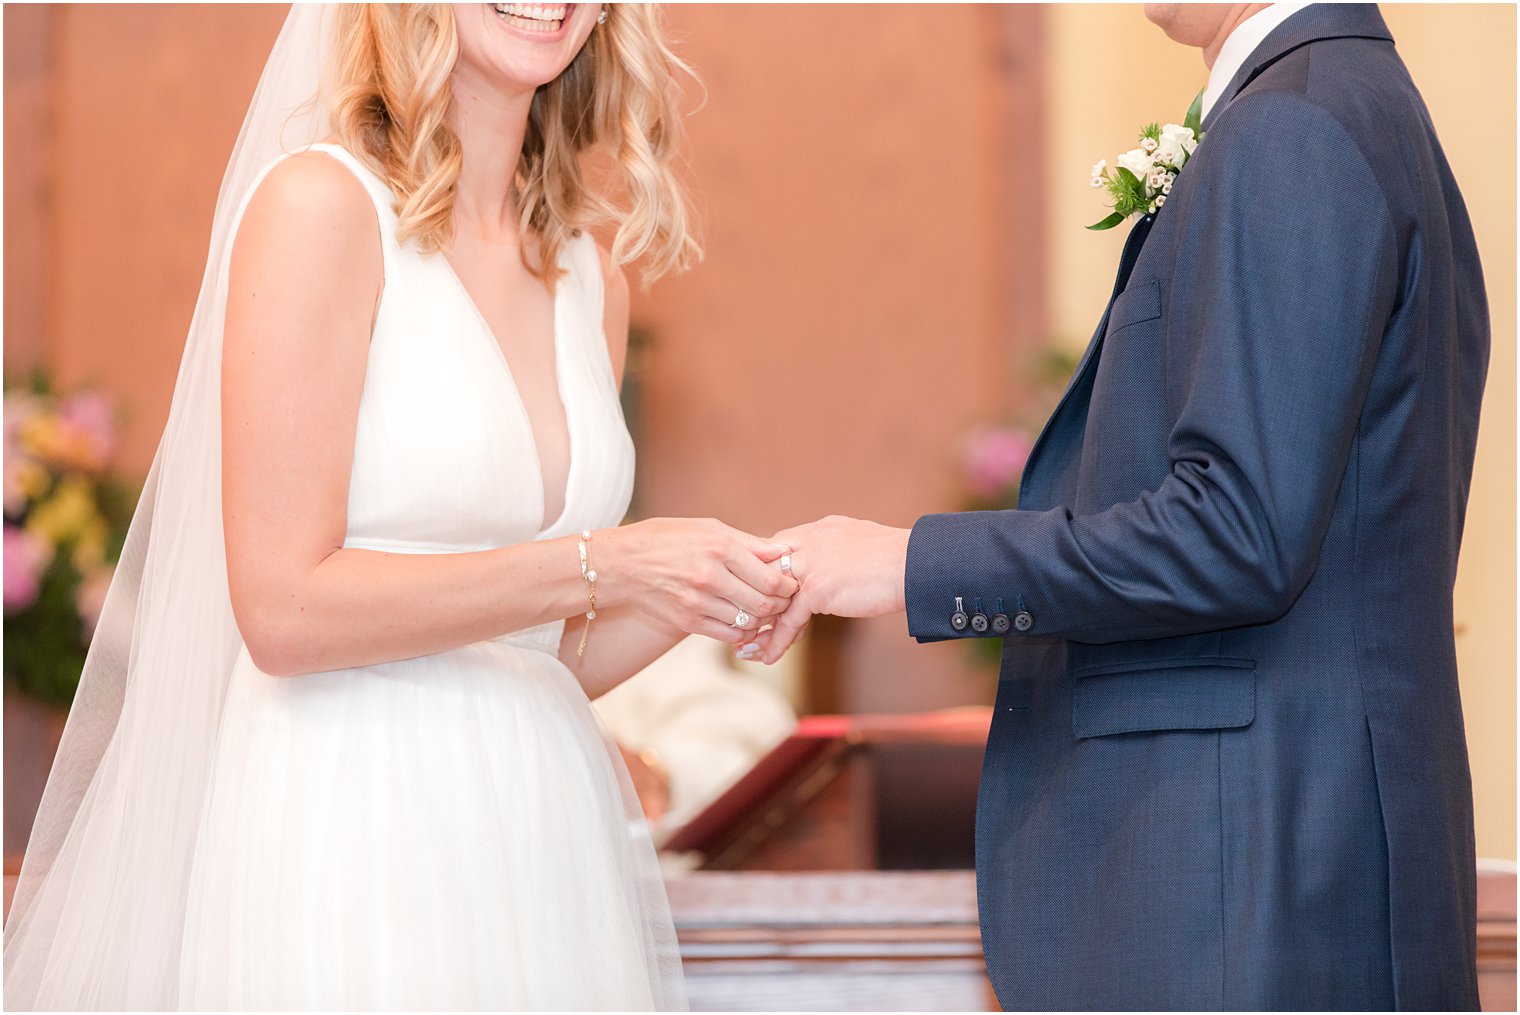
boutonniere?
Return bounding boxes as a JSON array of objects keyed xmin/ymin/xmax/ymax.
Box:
[{"xmin": 1088, "ymin": 93, "xmax": 1204, "ymax": 230}]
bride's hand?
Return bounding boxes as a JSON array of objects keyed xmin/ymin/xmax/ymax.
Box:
[{"xmin": 593, "ymin": 519, "xmax": 799, "ymax": 643}]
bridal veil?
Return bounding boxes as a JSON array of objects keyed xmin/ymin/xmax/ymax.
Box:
[{"xmin": 5, "ymin": 8, "xmax": 337, "ymax": 1006}]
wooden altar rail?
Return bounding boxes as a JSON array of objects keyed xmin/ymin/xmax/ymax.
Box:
[
  {"xmin": 2, "ymin": 861, "xmax": 1513, "ymax": 1010},
  {"xmin": 1477, "ymin": 864, "xmax": 1518, "ymax": 1013},
  {"xmin": 668, "ymin": 868, "xmax": 1517, "ymax": 1012},
  {"xmin": 667, "ymin": 871, "xmax": 995, "ymax": 1011}
]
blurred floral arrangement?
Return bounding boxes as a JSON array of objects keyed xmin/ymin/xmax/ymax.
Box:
[
  {"xmin": 4, "ymin": 373, "xmax": 136, "ymax": 708},
  {"xmin": 957, "ymin": 347, "xmax": 1079, "ymax": 668},
  {"xmin": 961, "ymin": 424, "xmax": 1037, "ymax": 512},
  {"xmin": 958, "ymin": 347, "xmax": 1080, "ymax": 511}
]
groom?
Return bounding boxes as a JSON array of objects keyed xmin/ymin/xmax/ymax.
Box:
[{"xmin": 757, "ymin": 4, "xmax": 1488, "ymax": 1010}]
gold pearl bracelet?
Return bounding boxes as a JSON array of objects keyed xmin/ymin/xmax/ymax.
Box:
[{"xmin": 576, "ymin": 529, "xmax": 598, "ymax": 657}]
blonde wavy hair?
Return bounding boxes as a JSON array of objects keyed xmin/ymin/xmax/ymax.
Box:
[{"xmin": 326, "ymin": 3, "xmax": 700, "ymax": 285}]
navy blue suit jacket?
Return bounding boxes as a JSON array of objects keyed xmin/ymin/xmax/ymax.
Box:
[{"xmin": 905, "ymin": 7, "xmax": 1487, "ymax": 1009}]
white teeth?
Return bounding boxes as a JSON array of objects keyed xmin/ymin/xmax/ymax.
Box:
[{"xmin": 492, "ymin": 2, "xmax": 567, "ymax": 28}]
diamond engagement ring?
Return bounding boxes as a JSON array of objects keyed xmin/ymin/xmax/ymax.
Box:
[{"xmin": 732, "ymin": 609, "xmax": 752, "ymax": 629}]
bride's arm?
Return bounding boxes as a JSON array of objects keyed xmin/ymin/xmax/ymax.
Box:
[
  {"xmin": 223, "ymin": 155, "xmax": 794, "ymax": 678},
  {"xmin": 564, "ymin": 608, "xmax": 689, "ymax": 699}
]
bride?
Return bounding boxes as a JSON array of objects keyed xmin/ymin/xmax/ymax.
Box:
[{"xmin": 3, "ymin": 4, "xmax": 796, "ymax": 1009}]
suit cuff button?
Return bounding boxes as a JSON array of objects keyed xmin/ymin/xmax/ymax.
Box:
[
  {"xmin": 1013, "ymin": 611, "xmax": 1034, "ymax": 632},
  {"xmin": 950, "ymin": 596, "xmax": 970, "ymax": 632},
  {"xmin": 990, "ymin": 613, "xmax": 1011, "ymax": 635}
]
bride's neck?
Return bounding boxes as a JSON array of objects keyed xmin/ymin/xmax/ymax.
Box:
[{"xmin": 448, "ymin": 69, "xmax": 536, "ymax": 242}]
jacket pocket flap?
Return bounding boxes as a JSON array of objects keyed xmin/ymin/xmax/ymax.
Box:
[
  {"xmin": 1073, "ymin": 657, "xmax": 1255, "ymax": 739},
  {"xmin": 1106, "ymin": 277, "xmax": 1162, "ymax": 335}
]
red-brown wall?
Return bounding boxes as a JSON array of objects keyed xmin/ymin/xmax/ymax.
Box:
[{"xmin": 5, "ymin": 4, "xmax": 1047, "ymax": 715}]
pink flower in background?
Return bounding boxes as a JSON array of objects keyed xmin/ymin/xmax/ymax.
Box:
[
  {"xmin": 4, "ymin": 524, "xmax": 53, "ymax": 613},
  {"xmin": 75, "ymin": 564, "xmax": 115, "ymax": 640},
  {"xmin": 57, "ymin": 391, "xmax": 118, "ymax": 469},
  {"xmin": 963, "ymin": 425, "xmax": 1034, "ymax": 499},
  {"xmin": 3, "ymin": 378, "xmax": 131, "ymax": 706}
]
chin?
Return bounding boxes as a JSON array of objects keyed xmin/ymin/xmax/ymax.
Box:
[
  {"xmin": 1143, "ymin": 4, "xmax": 1188, "ymax": 39},
  {"xmin": 1141, "ymin": 2, "xmax": 1225, "ymax": 46},
  {"xmin": 454, "ymin": 3, "xmax": 597, "ymax": 92}
]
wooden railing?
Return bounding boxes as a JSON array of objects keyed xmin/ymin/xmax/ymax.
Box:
[
  {"xmin": 667, "ymin": 867, "xmax": 1515, "ymax": 1012},
  {"xmin": 3, "ymin": 860, "xmax": 1512, "ymax": 1010},
  {"xmin": 669, "ymin": 870, "xmax": 994, "ymax": 1011},
  {"xmin": 1477, "ymin": 863, "xmax": 1518, "ymax": 1013}
]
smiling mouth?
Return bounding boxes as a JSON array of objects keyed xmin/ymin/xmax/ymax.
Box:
[{"xmin": 492, "ymin": 3, "xmax": 569, "ymax": 34}]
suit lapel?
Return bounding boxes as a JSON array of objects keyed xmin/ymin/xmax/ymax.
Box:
[{"xmin": 1019, "ymin": 213, "xmax": 1156, "ymax": 509}]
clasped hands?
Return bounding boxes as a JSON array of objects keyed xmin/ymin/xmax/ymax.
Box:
[
  {"xmin": 598, "ymin": 516, "xmax": 910, "ymax": 663},
  {"xmin": 740, "ymin": 516, "xmax": 911, "ymax": 664}
]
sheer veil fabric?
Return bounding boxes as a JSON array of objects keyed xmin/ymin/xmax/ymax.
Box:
[
  {"xmin": 3, "ymin": 9, "xmax": 332, "ymax": 1006},
  {"xmin": 3, "ymin": 7, "xmax": 684, "ymax": 1009}
]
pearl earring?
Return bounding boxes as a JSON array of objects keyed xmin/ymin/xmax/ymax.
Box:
[{"xmin": 597, "ymin": 8, "xmax": 608, "ymax": 24}]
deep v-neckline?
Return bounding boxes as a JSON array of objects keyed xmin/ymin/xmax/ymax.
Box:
[
  {"xmin": 301, "ymin": 143, "xmax": 578, "ymax": 539},
  {"xmin": 437, "ymin": 251, "xmax": 575, "ymax": 539}
]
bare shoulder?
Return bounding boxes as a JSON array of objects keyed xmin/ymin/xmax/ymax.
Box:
[
  {"xmin": 594, "ymin": 240, "xmax": 632, "ymax": 385},
  {"xmin": 226, "ymin": 150, "xmax": 382, "ymax": 360},
  {"xmin": 235, "ymin": 150, "xmax": 379, "ymax": 270}
]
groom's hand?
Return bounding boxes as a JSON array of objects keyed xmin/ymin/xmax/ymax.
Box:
[{"xmin": 748, "ymin": 516, "xmax": 910, "ymax": 665}]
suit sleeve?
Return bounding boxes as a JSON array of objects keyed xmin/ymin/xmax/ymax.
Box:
[{"xmin": 906, "ymin": 92, "xmax": 1400, "ymax": 645}]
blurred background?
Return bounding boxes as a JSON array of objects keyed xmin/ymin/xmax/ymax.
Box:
[{"xmin": 4, "ymin": 5, "xmax": 1514, "ymax": 1009}]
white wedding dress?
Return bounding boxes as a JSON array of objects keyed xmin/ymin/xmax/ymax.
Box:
[{"xmin": 174, "ymin": 143, "xmax": 684, "ymax": 1010}]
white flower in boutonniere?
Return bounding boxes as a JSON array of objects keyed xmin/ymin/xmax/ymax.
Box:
[{"xmin": 1088, "ymin": 92, "xmax": 1204, "ymax": 230}]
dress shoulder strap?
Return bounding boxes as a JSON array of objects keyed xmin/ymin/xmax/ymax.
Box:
[
  {"xmin": 556, "ymin": 231, "xmax": 626, "ymax": 389},
  {"xmin": 559, "ymin": 231, "xmax": 606, "ymax": 324}
]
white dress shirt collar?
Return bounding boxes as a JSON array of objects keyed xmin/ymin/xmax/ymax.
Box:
[{"xmin": 1200, "ymin": 3, "xmax": 1313, "ymax": 121}]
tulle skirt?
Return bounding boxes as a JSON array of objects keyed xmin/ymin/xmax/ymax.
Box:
[{"xmin": 177, "ymin": 623, "xmax": 686, "ymax": 1011}]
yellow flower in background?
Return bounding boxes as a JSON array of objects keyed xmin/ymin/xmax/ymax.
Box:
[
  {"xmin": 20, "ymin": 414, "xmax": 65, "ymax": 459},
  {"xmin": 8, "ymin": 458, "xmax": 50, "ymax": 507},
  {"xmin": 16, "ymin": 393, "xmax": 117, "ymax": 473},
  {"xmin": 5, "ymin": 378, "xmax": 129, "ymax": 707},
  {"xmin": 25, "ymin": 475, "xmax": 100, "ymax": 549},
  {"xmin": 71, "ymin": 515, "xmax": 109, "ymax": 572}
]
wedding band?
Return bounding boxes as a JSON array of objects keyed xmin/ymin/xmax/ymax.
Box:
[
  {"xmin": 732, "ymin": 609, "xmax": 752, "ymax": 629},
  {"xmin": 779, "ymin": 553, "xmax": 793, "ymax": 576}
]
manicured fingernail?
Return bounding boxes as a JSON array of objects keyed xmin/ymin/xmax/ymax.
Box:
[{"xmin": 736, "ymin": 643, "xmax": 760, "ymax": 659}]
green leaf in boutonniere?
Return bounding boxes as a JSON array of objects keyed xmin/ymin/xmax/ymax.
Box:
[
  {"xmin": 1114, "ymin": 166, "xmax": 1144, "ymax": 201},
  {"xmin": 1184, "ymin": 90, "xmax": 1204, "ymax": 137},
  {"xmin": 1087, "ymin": 211, "xmax": 1126, "ymax": 231},
  {"xmin": 1104, "ymin": 166, "xmax": 1148, "ymax": 220}
]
